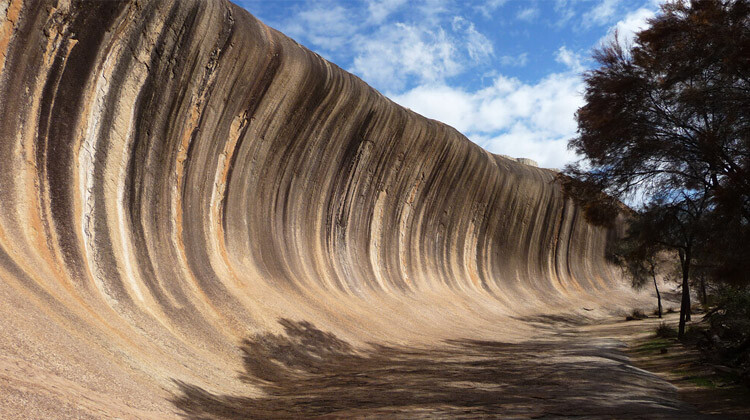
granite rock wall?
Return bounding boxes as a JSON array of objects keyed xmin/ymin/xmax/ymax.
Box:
[{"xmin": 0, "ymin": 1, "xmax": 644, "ymax": 416}]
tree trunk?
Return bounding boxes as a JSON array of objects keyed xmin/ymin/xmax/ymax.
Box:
[
  {"xmin": 685, "ymin": 270, "xmax": 691, "ymax": 321},
  {"xmin": 678, "ymin": 248, "xmax": 692, "ymax": 339},
  {"xmin": 653, "ymin": 274, "xmax": 662, "ymax": 318},
  {"xmin": 700, "ymin": 275, "xmax": 708, "ymax": 306}
]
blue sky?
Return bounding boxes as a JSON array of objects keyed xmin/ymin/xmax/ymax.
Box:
[{"xmin": 236, "ymin": 0, "xmax": 663, "ymax": 169}]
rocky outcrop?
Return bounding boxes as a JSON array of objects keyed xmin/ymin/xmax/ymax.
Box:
[
  {"xmin": 498, "ymin": 154, "xmax": 539, "ymax": 167},
  {"xmin": 0, "ymin": 0, "xmax": 648, "ymax": 417}
]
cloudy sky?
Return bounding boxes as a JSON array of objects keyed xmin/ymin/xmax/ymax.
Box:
[{"xmin": 236, "ymin": 0, "xmax": 664, "ymax": 169}]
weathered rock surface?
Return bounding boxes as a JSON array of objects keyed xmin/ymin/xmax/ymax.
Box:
[{"xmin": 0, "ymin": 0, "xmax": 680, "ymax": 418}]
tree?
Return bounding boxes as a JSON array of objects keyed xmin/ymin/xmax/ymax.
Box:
[
  {"xmin": 638, "ymin": 196, "xmax": 712, "ymax": 335},
  {"xmin": 608, "ymin": 224, "xmax": 665, "ymax": 318},
  {"xmin": 566, "ymin": 0, "xmax": 750, "ymax": 338}
]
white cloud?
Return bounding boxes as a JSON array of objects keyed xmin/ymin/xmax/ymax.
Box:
[
  {"xmin": 282, "ymin": 4, "xmax": 360, "ymax": 52},
  {"xmin": 600, "ymin": 6, "xmax": 657, "ymax": 47},
  {"xmin": 555, "ymin": 46, "xmax": 583, "ymax": 72},
  {"xmin": 273, "ymin": 1, "xmax": 497, "ymax": 93},
  {"xmin": 475, "ymin": 0, "xmax": 509, "ymax": 18},
  {"xmin": 499, "ymin": 53, "xmax": 528, "ymax": 67},
  {"xmin": 366, "ymin": 0, "xmax": 408, "ymax": 23},
  {"xmin": 452, "ymin": 16, "xmax": 494, "ymax": 61},
  {"xmin": 583, "ymin": 0, "xmax": 622, "ymax": 27},
  {"xmin": 473, "ymin": 130, "xmax": 577, "ymax": 171},
  {"xmin": 350, "ymin": 15, "xmax": 494, "ymax": 91},
  {"xmin": 389, "ymin": 69, "xmax": 585, "ymax": 169},
  {"xmin": 351, "ymin": 24, "xmax": 462, "ymax": 91},
  {"xmin": 553, "ymin": 0, "xmax": 578, "ymax": 27},
  {"xmin": 516, "ymin": 7, "xmax": 540, "ymax": 22},
  {"xmin": 390, "ymin": 84, "xmax": 477, "ymax": 132},
  {"xmin": 254, "ymin": 0, "xmax": 653, "ymax": 170},
  {"xmin": 415, "ymin": 0, "xmax": 452, "ymax": 26}
]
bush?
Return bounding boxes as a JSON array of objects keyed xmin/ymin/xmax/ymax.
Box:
[
  {"xmin": 656, "ymin": 322, "xmax": 677, "ymax": 338},
  {"xmin": 683, "ymin": 325, "xmax": 706, "ymax": 343},
  {"xmin": 700, "ymin": 286, "xmax": 750, "ymax": 385},
  {"xmin": 626, "ymin": 308, "xmax": 648, "ymax": 321}
]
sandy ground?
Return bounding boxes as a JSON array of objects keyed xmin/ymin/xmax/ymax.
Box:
[{"xmin": 171, "ymin": 314, "xmax": 717, "ymax": 419}]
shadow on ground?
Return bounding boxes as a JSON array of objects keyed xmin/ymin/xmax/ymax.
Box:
[{"xmin": 171, "ymin": 318, "xmax": 701, "ymax": 419}]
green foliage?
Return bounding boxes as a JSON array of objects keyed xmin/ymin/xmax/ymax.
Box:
[
  {"xmin": 570, "ymin": 0, "xmax": 750, "ymax": 210},
  {"xmin": 634, "ymin": 338, "xmax": 671, "ymax": 354},
  {"xmin": 607, "ymin": 216, "xmax": 666, "ymax": 317},
  {"xmin": 683, "ymin": 324, "xmax": 707, "ymax": 343},
  {"xmin": 706, "ymin": 286, "xmax": 750, "ymax": 347},
  {"xmin": 687, "ymin": 376, "xmax": 720, "ymax": 389},
  {"xmin": 566, "ymin": 0, "xmax": 750, "ymax": 340},
  {"xmin": 700, "ymin": 286, "xmax": 750, "ymax": 384},
  {"xmin": 566, "ymin": 0, "xmax": 750, "ymax": 285},
  {"xmin": 656, "ymin": 322, "xmax": 677, "ymax": 339},
  {"xmin": 607, "ymin": 227, "xmax": 658, "ymax": 290}
]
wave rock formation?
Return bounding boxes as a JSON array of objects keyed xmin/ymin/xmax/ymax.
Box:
[{"xmin": 0, "ymin": 1, "xmax": 664, "ymax": 418}]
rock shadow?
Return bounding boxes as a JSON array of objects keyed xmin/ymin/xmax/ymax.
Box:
[{"xmin": 171, "ymin": 318, "xmax": 700, "ymax": 419}]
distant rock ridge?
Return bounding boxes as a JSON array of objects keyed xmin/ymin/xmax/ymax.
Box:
[
  {"xmin": 497, "ymin": 154, "xmax": 539, "ymax": 167},
  {"xmin": 0, "ymin": 0, "xmax": 645, "ymax": 416}
]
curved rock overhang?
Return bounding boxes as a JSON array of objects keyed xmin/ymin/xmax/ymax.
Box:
[{"xmin": 0, "ymin": 0, "xmax": 648, "ymax": 416}]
